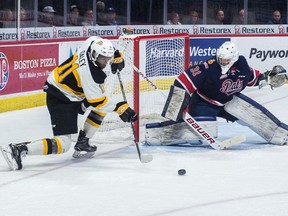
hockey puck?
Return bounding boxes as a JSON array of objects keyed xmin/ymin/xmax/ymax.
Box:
[{"xmin": 178, "ymin": 169, "xmax": 186, "ymax": 175}]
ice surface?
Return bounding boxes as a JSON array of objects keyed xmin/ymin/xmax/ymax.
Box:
[{"xmin": 1, "ymin": 85, "xmax": 288, "ymax": 216}]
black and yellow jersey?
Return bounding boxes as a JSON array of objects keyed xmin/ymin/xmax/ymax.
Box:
[{"xmin": 46, "ymin": 36, "xmax": 116, "ymax": 113}]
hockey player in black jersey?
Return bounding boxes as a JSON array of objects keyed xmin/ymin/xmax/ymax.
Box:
[
  {"xmin": 1, "ymin": 36, "xmax": 137, "ymax": 170},
  {"xmin": 162, "ymin": 41, "xmax": 288, "ymax": 147}
]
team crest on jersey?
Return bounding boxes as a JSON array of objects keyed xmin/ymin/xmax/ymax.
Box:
[
  {"xmin": 190, "ymin": 66, "xmax": 201, "ymax": 76},
  {"xmin": 207, "ymin": 59, "xmax": 215, "ymax": 64},
  {"xmin": 220, "ymin": 79, "xmax": 243, "ymax": 96}
]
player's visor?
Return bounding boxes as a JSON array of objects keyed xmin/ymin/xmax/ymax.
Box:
[
  {"xmin": 217, "ymin": 58, "xmax": 231, "ymax": 66},
  {"xmin": 96, "ymin": 54, "xmax": 112, "ymax": 65}
]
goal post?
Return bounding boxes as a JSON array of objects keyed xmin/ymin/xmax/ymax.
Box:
[{"xmin": 96, "ymin": 33, "xmax": 190, "ymax": 144}]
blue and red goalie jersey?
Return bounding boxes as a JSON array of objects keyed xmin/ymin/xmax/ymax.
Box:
[{"xmin": 174, "ymin": 56, "xmax": 261, "ymax": 106}]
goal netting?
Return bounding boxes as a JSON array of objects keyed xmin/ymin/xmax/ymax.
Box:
[{"xmin": 89, "ymin": 33, "xmax": 190, "ymax": 144}]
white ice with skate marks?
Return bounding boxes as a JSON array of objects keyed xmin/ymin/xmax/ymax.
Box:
[{"xmin": 0, "ymin": 85, "xmax": 288, "ymax": 216}]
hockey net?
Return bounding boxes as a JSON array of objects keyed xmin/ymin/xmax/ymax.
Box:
[{"xmin": 90, "ymin": 33, "xmax": 190, "ymax": 144}]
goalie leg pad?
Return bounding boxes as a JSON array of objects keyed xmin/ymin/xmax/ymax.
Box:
[
  {"xmin": 161, "ymin": 85, "xmax": 190, "ymax": 121},
  {"xmin": 145, "ymin": 116, "xmax": 217, "ymax": 146},
  {"xmin": 224, "ymin": 93, "xmax": 288, "ymax": 145}
]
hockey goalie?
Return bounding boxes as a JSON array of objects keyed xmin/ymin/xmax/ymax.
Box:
[{"xmin": 151, "ymin": 41, "xmax": 288, "ymax": 147}]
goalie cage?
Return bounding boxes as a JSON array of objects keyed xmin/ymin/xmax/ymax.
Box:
[{"xmin": 82, "ymin": 33, "xmax": 190, "ymax": 144}]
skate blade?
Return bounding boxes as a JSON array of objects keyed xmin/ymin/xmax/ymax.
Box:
[
  {"xmin": 0, "ymin": 146, "xmax": 18, "ymax": 170},
  {"xmin": 72, "ymin": 150, "xmax": 95, "ymax": 159}
]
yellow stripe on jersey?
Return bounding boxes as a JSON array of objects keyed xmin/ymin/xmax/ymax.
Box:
[
  {"xmin": 42, "ymin": 139, "xmax": 48, "ymax": 155},
  {"xmin": 87, "ymin": 96, "xmax": 108, "ymax": 109},
  {"xmin": 53, "ymin": 53, "xmax": 84, "ymax": 97},
  {"xmin": 53, "ymin": 137, "xmax": 63, "ymax": 154},
  {"xmin": 86, "ymin": 118, "xmax": 101, "ymax": 128},
  {"xmin": 56, "ymin": 53, "xmax": 78, "ymax": 81},
  {"xmin": 58, "ymin": 63, "xmax": 79, "ymax": 83},
  {"xmin": 57, "ymin": 80, "xmax": 85, "ymax": 97},
  {"xmin": 94, "ymin": 110, "xmax": 107, "ymax": 117}
]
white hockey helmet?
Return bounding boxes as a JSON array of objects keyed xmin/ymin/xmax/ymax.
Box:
[
  {"xmin": 89, "ymin": 37, "xmax": 114, "ymax": 68},
  {"xmin": 216, "ymin": 41, "xmax": 239, "ymax": 74}
]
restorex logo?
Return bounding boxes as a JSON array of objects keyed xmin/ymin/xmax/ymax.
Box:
[
  {"xmin": 0, "ymin": 52, "xmax": 9, "ymax": 91},
  {"xmin": 158, "ymin": 27, "xmax": 189, "ymax": 34},
  {"xmin": 116, "ymin": 26, "xmax": 151, "ymax": 36},
  {"xmin": 22, "ymin": 30, "xmax": 51, "ymax": 40},
  {"xmin": 240, "ymin": 26, "xmax": 275, "ymax": 34},
  {"xmin": 0, "ymin": 32, "xmax": 18, "ymax": 41}
]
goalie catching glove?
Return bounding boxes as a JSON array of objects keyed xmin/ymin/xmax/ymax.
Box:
[
  {"xmin": 114, "ymin": 101, "xmax": 137, "ymax": 122},
  {"xmin": 259, "ymin": 65, "xmax": 288, "ymax": 89},
  {"xmin": 111, "ymin": 50, "xmax": 125, "ymax": 74}
]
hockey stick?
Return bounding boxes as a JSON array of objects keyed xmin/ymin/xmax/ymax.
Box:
[
  {"xmin": 126, "ymin": 61, "xmax": 246, "ymax": 150},
  {"xmin": 116, "ymin": 71, "xmax": 153, "ymax": 163},
  {"xmin": 184, "ymin": 112, "xmax": 246, "ymax": 150}
]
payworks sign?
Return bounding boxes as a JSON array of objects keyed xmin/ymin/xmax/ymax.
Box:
[{"xmin": 189, "ymin": 38, "xmax": 229, "ymax": 67}]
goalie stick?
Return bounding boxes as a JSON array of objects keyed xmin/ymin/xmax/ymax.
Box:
[
  {"xmin": 124, "ymin": 60, "xmax": 246, "ymax": 150},
  {"xmin": 184, "ymin": 112, "xmax": 246, "ymax": 149},
  {"xmin": 116, "ymin": 71, "xmax": 153, "ymax": 163}
]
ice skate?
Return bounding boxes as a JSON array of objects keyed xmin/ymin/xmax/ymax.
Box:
[
  {"xmin": 0, "ymin": 142, "xmax": 29, "ymax": 170},
  {"xmin": 72, "ymin": 130, "xmax": 97, "ymax": 159}
]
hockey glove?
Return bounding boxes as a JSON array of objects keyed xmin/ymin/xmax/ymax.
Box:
[
  {"xmin": 111, "ymin": 50, "xmax": 125, "ymax": 74},
  {"xmin": 259, "ymin": 65, "xmax": 288, "ymax": 89},
  {"xmin": 114, "ymin": 101, "xmax": 137, "ymax": 122}
]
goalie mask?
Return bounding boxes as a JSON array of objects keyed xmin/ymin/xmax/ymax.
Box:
[
  {"xmin": 88, "ymin": 38, "xmax": 114, "ymax": 69},
  {"xmin": 216, "ymin": 41, "xmax": 239, "ymax": 74}
]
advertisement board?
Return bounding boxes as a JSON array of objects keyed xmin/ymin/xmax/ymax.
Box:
[
  {"xmin": 1, "ymin": 25, "xmax": 288, "ymax": 42},
  {"xmin": 189, "ymin": 38, "xmax": 229, "ymax": 67},
  {"xmin": 187, "ymin": 36, "xmax": 288, "ymax": 72},
  {"xmin": 232, "ymin": 37, "xmax": 288, "ymax": 72},
  {"xmin": 1, "ymin": 35, "xmax": 288, "ymax": 112},
  {"xmin": 0, "ymin": 44, "xmax": 58, "ymax": 95}
]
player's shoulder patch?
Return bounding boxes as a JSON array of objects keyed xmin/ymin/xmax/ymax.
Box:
[
  {"xmin": 189, "ymin": 65, "xmax": 201, "ymax": 76},
  {"xmin": 207, "ymin": 59, "xmax": 216, "ymax": 65}
]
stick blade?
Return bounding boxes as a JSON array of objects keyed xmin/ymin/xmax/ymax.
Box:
[
  {"xmin": 220, "ymin": 135, "xmax": 246, "ymax": 149},
  {"xmin": 140, "ymin": 154, "xmax": 153, "ymax": 163}
]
